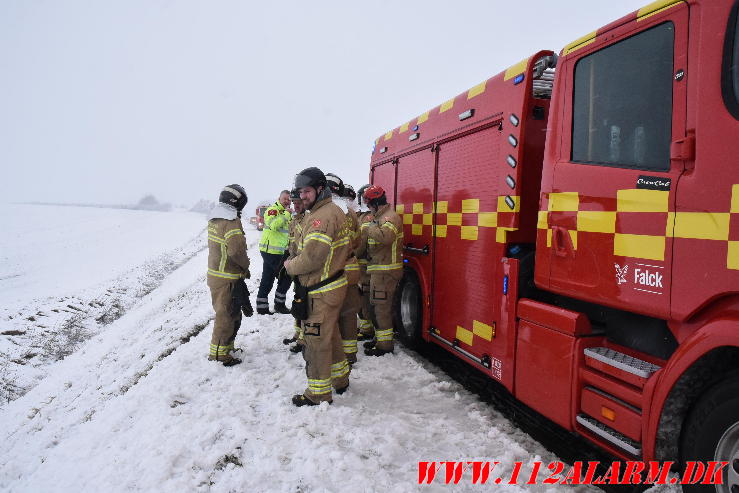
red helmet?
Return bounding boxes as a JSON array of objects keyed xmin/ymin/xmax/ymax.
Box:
[{"xmin": 363, "ymin": 185, "xmax": 385, "ymax": 201}]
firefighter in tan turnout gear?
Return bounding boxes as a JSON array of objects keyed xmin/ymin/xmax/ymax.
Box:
[
  {"xmin": 284, "ymin": 167, "xmax": 351, "ymax": 406},
  {"xmin": 206, "ymin": 184, "xmax": 253, "ymax": 366},
  {"xmin": 355, "ymin": 184, "xmax": 376, "ymax": 342},
  {"xmin": 359, "ymin": 185, "xmax": 403, "ymax": 356},
  {"xmin": 325, "ymin": 173, "xmax": 361, "ymax": 364},
  {"xmin": 282, "ymin": 188, "xmax": 306, "ymax": 353}
]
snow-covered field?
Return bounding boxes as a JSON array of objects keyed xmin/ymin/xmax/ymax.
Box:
[{"xmin": 0, "ymin": 204, "xmax": 671, "ymax": 492}]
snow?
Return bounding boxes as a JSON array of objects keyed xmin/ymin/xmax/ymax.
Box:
[{"xmin": 0, "ymin": 204, "xmax": 676, "ymax": 492}]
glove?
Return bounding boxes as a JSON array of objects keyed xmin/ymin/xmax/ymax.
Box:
[
  {"xmin": 232, "ymin": 280, "xmax": 253, "ymax": 317},
  {"xmin": 242, "ymin": 283, "xmax": 254, "ymax": 317}
]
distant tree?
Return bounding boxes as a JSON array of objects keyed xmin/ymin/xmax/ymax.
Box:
[
  {"xmin": 190, "ymin": 199, "xmax": 215, "ymax": 214},
  {"xmin": 134, "ymin": 195, "xmax": 171, "ymax": 212}
]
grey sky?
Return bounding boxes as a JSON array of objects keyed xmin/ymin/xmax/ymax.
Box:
[{"xmin": 1, "ymin": 0, "xmax": 650, "ymax": 209}]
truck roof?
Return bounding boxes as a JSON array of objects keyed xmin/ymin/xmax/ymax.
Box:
[{"xmin": 371, "ymin": 50, "xmax": 554, "ymax": 166}]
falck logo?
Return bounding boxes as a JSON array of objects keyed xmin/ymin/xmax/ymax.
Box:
[{"xmin": 615, "ymin": 263, "xmax": 629, "ymax": 285}]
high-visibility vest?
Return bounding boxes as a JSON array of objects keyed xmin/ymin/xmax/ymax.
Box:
[{"xmin": 259, "ymin": 202, "xmax": 291, "ymax": 254}]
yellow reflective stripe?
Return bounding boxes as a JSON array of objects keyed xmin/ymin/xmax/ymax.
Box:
[
  {"xmin": 218, "ymin": 243, "xmax": 227, "ymax": 271},
  {"xmin": 207, "ymin": 268, "xmax": 241, "ymax": 279},
  {"xmin": 208, "ymin": 234, "xmax": 226, "ymax": 244},
  {"xmin": 358, "ymin": 259, "xmax": 368, "ymax": 265},
  {"xmin": 342, "ymin": 340, "xmax": 358, "ymax": 354},
  {"xmin": 209, "ymin": 343, "xmax": 234, "ymax": 355},
  {"xmin": 331, "ymin": 360, "xmax": 350, "ymax": 378},
  {"xmin": 308, "ymin": 378, "xmax": 332, "ymax": 394},
  {"xmin": 309, "ymin": 276, "xmax": 348, "ymax": 294},
  {"xmin": 345, "ymin": 264, "xmax": 360, "ymax": 271},
  {"xmin": 224, "ymin": 229, "xmax": 243, "ymax": 239},
  {"xmin": 376, "ymin": 328, "xmax": 394, "ymax": 342},
  {"xmin": 259, "ymin": 243, "xmax": 287, "ymax": 254},
  {"xmin": 382, "ymin": 221, "xmax": 400, "ymax": 235},
  {"xmin": 367, "ymin": 263, "xmax": 403, "ymax": 272},
  {"xmin": 367, "ymin": 238, "xmax": 380, "ymax": 245},
  {"xmin": 304, "ymin": 232, "xmax": 332, "ymax": 246},
  {"xmin": 358, "ymin": 318, "xmax": 373, "ymax": 329}
]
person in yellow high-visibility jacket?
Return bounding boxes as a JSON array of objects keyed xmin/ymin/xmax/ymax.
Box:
[{"xmin": 256, "ymin": 190, "xmax": 293, "ymax": 314}]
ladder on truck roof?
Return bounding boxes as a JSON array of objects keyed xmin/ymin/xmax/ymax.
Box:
[{"xmin": 532, "ymin": 55, "xmax": 556, "ymax": 99}]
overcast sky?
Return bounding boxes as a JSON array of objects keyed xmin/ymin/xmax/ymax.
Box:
[{"xmin": 0, "ymin": 0, "xmax": 650, "ymax": 209}]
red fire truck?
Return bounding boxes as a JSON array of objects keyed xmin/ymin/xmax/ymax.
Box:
[
  {"xmin": 371, "ymin": 0, "xmax": 739, "ymax": 487},
  {"xmin": 256, "ymin": 205, "xmax": 269, "ymax": 231}
]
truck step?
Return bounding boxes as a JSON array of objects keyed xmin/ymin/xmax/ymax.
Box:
[
  {"xmin": 584, "ymin": 347, "xmax": 660, "ymax": 387},
  {"xmin": 576, "ymin": 414, "xmax": 642, "ymax": 457}
]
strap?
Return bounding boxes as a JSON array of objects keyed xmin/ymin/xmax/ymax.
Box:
[{"xmin": 306, "ymin": 269, "xmax": 345, "ymax": 292}]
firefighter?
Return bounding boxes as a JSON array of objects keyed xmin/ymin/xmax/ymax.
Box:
[
  {"xmin": 284, "ymin": 167, "xmax": 351, "ymax": 406},
  {"xmin": 256, "ymin": 190, "xmax": 293, "ymax": 315},
  {"xmin": 355, "ymin": 184, "xmax": 375, "ymax": 342},
  {"xmin": 359, "ymin": 185, "xmax": 403, "ymax": 356},
  {"xmin": 283, "ymin": 188, "xmax": 306, "ymax": 353},
  {"xmin": 207, "ymin": 184, "xmax": 253, "ymax": 366},
  {"xmin": 325, "ymin": 173, "xmax": 361, "ymax": 364}
]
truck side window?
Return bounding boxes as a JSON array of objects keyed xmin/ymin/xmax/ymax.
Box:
[
  {"xmin": 571, "ymin": 23, "xmax": 674, "ymax": 171},
  {"xmin": 724, "ymin": 1, "xmax": 739, "ymax": 119}
]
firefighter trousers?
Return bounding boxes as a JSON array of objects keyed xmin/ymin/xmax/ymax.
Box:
[
  {"xmin": 369, "ymin": 271, "xmax": 402, "ymax": 351},
  {"xmin": 358, "ymin": 276, "xmax": 374, "ymax": 336},
  {"xmin": 209, "ymin": 281, "xmax": 242, "ymax": 359},
  {"xmin": 303, "ymin": 284, "xmax": 350, "ymax": 403},
  {"xmin": 339, "ymin": 285, "xmax": 361, "ymax": 363}
]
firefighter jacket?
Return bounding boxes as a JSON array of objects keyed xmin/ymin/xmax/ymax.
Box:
[
  {"xmin": 287, "ymin": 212, "xmax": 305, "ymax": 259},
  {"xmin": 359, "ymin": 204, "xmax": 404, "ymax": 273},
  {"xmin": 356, "ymin": 210, "xmax": 373, "ymax": 278},
  {"xmin": 259, "ymin": 201, "xmax": 292, "ymax": 255},
  {"xmin": 342, "ymin": 208, "xmax": 361, "ymax": 285},
  {"xmin": 285, "ymin": 196, "xmax": 350, "ymax": 295},
  {"xmin": 207, "ymin": 204, "xmax": 250, "ymax": 286}
]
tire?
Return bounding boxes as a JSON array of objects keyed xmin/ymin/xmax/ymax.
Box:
[
  {"xmin": 394, "ymin": 268, "xmax": 423, "ymax": 349},
  {"xmin": 680, "ymin": 372, "xmax": 739, "ymax": 493}
]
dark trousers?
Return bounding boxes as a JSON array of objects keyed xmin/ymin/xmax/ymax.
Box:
[{"xmin": 257, "ymin": 251, "xmax": 292, "ymax": 309}]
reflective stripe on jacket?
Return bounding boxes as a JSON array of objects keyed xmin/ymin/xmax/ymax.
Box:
[
  {"xmin": 207, "ymin": 218, "xmax": 250, "ymax": 285},
  {"xmin": 360, "ymin": 204, "xmax": 404, "ymax": 272},
  {"xmin": 284, "ymin": 197, "xmax": 350, "ymax": 294},
  {"xmin": 259, "ymin": 201, "xmax": 291, "ymax": 254}
]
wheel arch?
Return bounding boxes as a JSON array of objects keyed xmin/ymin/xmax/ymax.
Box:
[{"xmin": 644, "ymin": 318, "xmax": 739, "ymax": 461}]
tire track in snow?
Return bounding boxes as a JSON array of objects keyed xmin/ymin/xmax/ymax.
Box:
[{"xmin": 0, "ymin": 228, "xmax": 208, "ymax": 406}]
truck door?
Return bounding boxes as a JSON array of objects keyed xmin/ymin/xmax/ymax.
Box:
[
  {"xmin": 544, "ymin": 4, "xmax": 688, "ymax": 319},
  {"xmin": 371, "ymin": 161, "xmax": 396, "ymax": 204}
]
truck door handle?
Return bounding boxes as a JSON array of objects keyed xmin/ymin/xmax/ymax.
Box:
[{"xmin": 552, "ymin": 226, "xmax": 574, "ymax": 258}]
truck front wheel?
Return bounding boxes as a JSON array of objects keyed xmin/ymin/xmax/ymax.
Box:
[{"xmin": 680, "ymin": 372, "xmax": 739, "ymax": 493}]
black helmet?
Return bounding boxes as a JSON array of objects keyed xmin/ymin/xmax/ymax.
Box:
[
  {"xmin": 357, "ymin": 183, "xmax": 371, "ymax": 206},
  {"xmin": 343, "ymin": 184, "xmax": 356, "ymax": 201},
  {"xmin": 219, "ymin": 184, "xmax": 248, "ymax": 211},
  {"xmin": 289, "ymin": 188, "xmax": 301, "ymax": 200},
  {"xmin": 294, "ymin": 167, "xmax": 326, "ymax": 191},
  {"xmin": 325, "ymin": 173, "xmax": 344, "ymax": 195}
]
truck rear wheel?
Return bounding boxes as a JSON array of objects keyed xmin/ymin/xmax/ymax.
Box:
[
  {"xmin": 395, "ymin": 268, "xmax": 422, "ymax": 349},
  {"xmin": 680, "ymin": 372, "xmax": 739, "ymax": 493}
]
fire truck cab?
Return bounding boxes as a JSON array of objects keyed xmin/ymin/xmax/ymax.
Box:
[{"xmin": 370, "ymin": 0, "xmax": 739, "ymax": 486}]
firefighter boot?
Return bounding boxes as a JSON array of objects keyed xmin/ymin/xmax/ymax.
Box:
[
  {"xmin": 356, "ymin": 332, "xmax": 374, "ymax": 342},
  {"xmin": 257, "ymin": 307, "xmax": 273, "ymax": 315},
  {"xmin": 364, "ymin": 346, "xmax": 393, "ymax": 357},
  {"xmin": 283, "ymin": 336, "xmax": 297, "ymax": 345},
  {"xmin": 362, "ymin": 338, "xmax": 377, "ymax": 349},
  {"xmin": 207, "ymin": 352, "xmax": 243, "ymax": 366},
  {"xmin": 292, "ymin": 394, "xmax": 331, "ymax": 407},
  {"xmin": 274, "ymin": 303, "xmax": 292, "ymax": 315}
]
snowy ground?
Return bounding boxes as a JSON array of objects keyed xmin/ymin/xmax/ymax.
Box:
[{"xmin": 0, "ymin": 204, "xmax": 673, "ymax": 492}]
